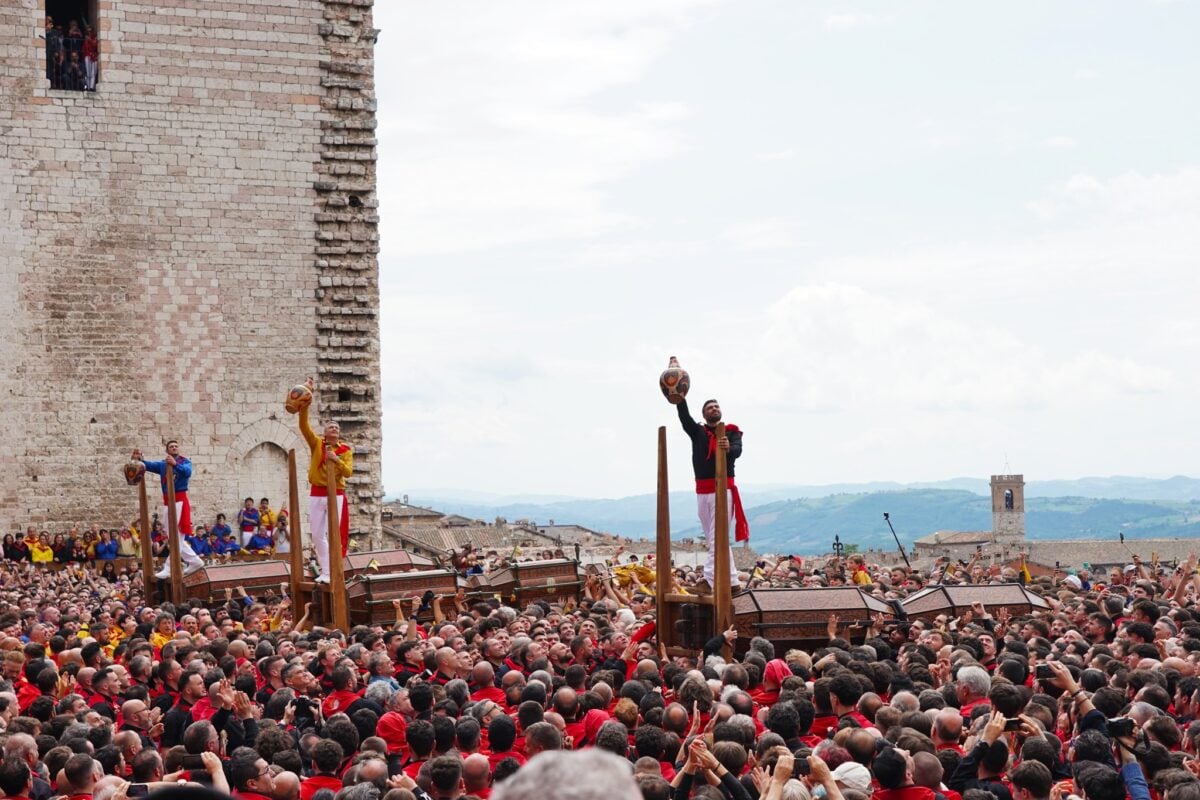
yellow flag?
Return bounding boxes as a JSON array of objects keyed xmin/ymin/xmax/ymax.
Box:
[{"xmin": 1020, "ymin": 556, "xmax": 1032, "ymax": 584}]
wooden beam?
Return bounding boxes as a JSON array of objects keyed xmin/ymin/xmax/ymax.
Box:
[
  {"xmin": 325, "ymin": 459, "xmax": 349, "ymax": 632},
  {"xmin": 713, "ymin": 422, "xmax": 732, "ymax": 657},
  {"xmin": 137, "ymin": 477, "xmax": 155, "ymax": 604},
  {"xmin": 287, "ymin": 449, "xmax": 305, "ymax": 605},
  {"xmin": 655, "ymin": 426, "xmax": 672, "ymax": 650},
  {"xmin": 164, "ymin": 463, "xmax": 184, "ymax": 606}
]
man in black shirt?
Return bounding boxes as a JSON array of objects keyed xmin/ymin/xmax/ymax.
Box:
[{"xmin": 676, "ymin": 397, "xmax": 748, "ymax": 591}]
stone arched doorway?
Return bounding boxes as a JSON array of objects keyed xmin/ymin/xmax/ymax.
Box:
[{"xmin": 239, "ymin": 442, "xmax": 289, "ymax": 520}]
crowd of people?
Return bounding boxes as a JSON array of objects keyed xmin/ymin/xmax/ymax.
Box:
[
  {"xmin": 0, "ymin": 498, "xmax": 292, "ymax": 574},
  {"xmin": 44, "ymin": 16, "xmax": 98, "ymax": 92},
  {"xmin": 0, "ymin": 536, "xmax": 1197, "ymax": 800}
]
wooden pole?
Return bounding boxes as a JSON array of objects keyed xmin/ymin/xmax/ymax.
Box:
[
  {"xmin": 287, "ymin": 449, "xmax": 305, "ymax": 603},
  {"xmin": 655, "ymin": 426, "xmax": 671, "ymax": 648},
  {"xmin": 325, "ymin": 459, "xmax": 349, "ymax": 632},
  {"xmin": 164, "ymin": 463, "xmax": 184, "ymax": 605},
  {"xmin": 713, "ymin": 422, "xmax": 732, "ymax": 656},
  {"xmin": 137, "ymin": 477, "xmax": 155, "ymax": 604}
]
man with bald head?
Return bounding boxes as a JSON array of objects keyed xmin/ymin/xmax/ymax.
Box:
[
  {"xmin": 113, "ymin": 731, "xmax": 142, "ymax": 776},
  {"xmin": 272, "ymin": 770, "xmax": 300, "ymax": 800},
  {"xmin": 912, "ymin": 751, "xmax": 947, "ymax": 795},
  {"xmin": 662, "ymin": 703, "xmax": 691, "ymax": 737},
  {"xmin": 462, "ymin": 754, "xmax": 491, "ymax": 798},
  {"xmin": 3, "ymin": 732, "xmax": 52, "ymax": 800},
  {"xmin": 933, "ymin": 708, "xmax": 964, "ymax": 753},
  {"xmin": 120, "ymin": 699, "xmax": 159, "ymax": 749},
  {"xmin": 431, "ymin": 648, "xmax": 458, "ymax": 685},
  {"xmin": 470, "ymin": 662, "xmax": 505, "ymax": 705}
]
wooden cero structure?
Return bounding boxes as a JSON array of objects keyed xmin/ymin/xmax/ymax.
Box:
[
  {"xmin": 135, "ymin": 473, "xmax": 156, "ymax": 604},
  {"xmin": 655, "ymin": 424, "xmax": 733, "ymax": 659}
]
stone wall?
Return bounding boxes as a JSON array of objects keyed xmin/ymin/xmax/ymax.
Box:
[{"xmin": 0, "ymin": 0, "xmax": 382, "ymax": 542}]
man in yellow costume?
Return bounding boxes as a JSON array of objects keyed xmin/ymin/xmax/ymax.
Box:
[{"xmin": 297, "ymin": 377, "xmax": 353, "ymax": 584}]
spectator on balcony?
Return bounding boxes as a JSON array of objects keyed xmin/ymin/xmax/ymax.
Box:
[
  {"xmin": 82, "ymin": 26, "xmax": 98, "ymax": 91},
  {"xmin": 246, "ymin": 527, "xmax": 273, "ymax": 553},
  {"xmin": 52, "ymin": 533, "xmax": 71, "ymax": 563},
  {"xmin": 117, "ymin": 528, "xmax": 138, "ymax": 558},
  {"xmin": 45, "ymin": 17, "xmax": 63, "ymax": 87},
  {"xmin": 211, "ymin": 513, "xmax": 233, "ymax": 541},
  {"xmin": 31, "ymin": 533, "xmax": 54, "ymax": 565},
  {"xmin": 237, "ymin": 497, "xmax": 260, "ymax": 547},
  {"xmin": 259, "ymin": 498, "xmax": 277, "ymax": 532},
  {"xmin": 274, "ymin": 515, "xmax": 291, "ymax": 555},
  {"xmin": 95, "ymin": 531, "xmax": 119, "ymax": 561},
  {"xmin": 2, "ymin": 534, "xmax": 27, "ymax": 562},
  {"xmin": 215, "ymin": 530, "xmax": 242, "ymax": 559}
]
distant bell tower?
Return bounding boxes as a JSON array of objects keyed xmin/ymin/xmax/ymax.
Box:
[{"xmin": 991, "ymin": 474, "xmax": 1025, "ymax": 541}]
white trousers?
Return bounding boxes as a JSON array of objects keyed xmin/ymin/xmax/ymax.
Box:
[
  {"xmin": 697, "ymin": 491, "xmax": 738, "ymax": 585},
  {"xmin": 308, "ymin": 495, "xmax": 347, "ymax": 576},
  {"xmin": 159, "ymin": 501, "xmax": 203, "ymax": 569},
  {"xmin": 84, "ymin": 57, "xmax": 96, "ymax": 89}
]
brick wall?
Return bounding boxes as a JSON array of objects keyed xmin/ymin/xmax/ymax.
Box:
[{"xmin": 0, "ymin": 0, "xmax": 382, "ymax": 542}]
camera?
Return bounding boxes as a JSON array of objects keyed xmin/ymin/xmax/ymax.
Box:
[
  {"xmin": 793, "ymin": 759, "xmax": 810, "ymax": 776},
  {"xmin": 1004, "ymin": 718, "xmax": 1023, "ymax": 732},
  {"xmin": 1106, "ymin": 718, "xmax": 1134, "ymax": 738},
  {"xmin": 1035, "ymin": 664, "xmax": 1054, "ymax": 681},
  {"xmin": 180, "ymin": 755, "xmax": 207, "ymax": 770},
  {"xmin": 294, "ymin": 697, "xmax": 315, "ymax": 717}
]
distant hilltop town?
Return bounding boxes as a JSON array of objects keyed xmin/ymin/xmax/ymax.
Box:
[{"xmin": 387, "ymin": 472, "xmax": 1199, "ymax": 576}]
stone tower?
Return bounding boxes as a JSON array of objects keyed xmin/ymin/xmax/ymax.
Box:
[
  {"xmin": 0, "ymin": 1, "xmax": 383, "ymax": 542},
  {"xmin": 990, "ymin": 474, "xmax": 1025, "ymax": 542}
]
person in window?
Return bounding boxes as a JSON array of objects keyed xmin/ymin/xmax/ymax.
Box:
[
  {"xmin": 82, "ymin": 26, "xmax": 98, "ymax": 91},
  {"xmin": 45, "ymin": 17, "xmax": 63, "ymax": 87},
  {"xmin": 64, "ymin": 52, "xmax": 85, "ymax": 91},
  {"xmin": 63, "ymin": 20, "xmax": 83, "ymax": 59}
]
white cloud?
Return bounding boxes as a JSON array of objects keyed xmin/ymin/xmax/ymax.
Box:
[
  {"xmin": 1027, "ymin": 167, "xmax": 1200, "ymax": 222},
  {"xmin": 824, "ymin": 12, "xmax": 881, "ymax": 31},
  {"xmin": 1040, "ymin": 135, "xmax": 1078, "ymax": 150},
  {"xmin": 757, "ymin": 148, "xmax": 797, "ymax": 161},
  {"xmin": 376, "ymin": 2, "xmax": 717, "ymax": 258},
  {"xmin": 721, "ymin": 217, "xmax": 806, "ymax": 250}
]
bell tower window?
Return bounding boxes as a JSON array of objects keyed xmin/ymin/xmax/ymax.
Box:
[{"xmin": 45, "ymin": 0, "xmax": 99, "ymax": 92}]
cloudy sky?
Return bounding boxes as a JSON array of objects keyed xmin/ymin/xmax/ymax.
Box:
[{"xmin": 373, "ymin": 1, "xmax": 1200, "ymax": 500}]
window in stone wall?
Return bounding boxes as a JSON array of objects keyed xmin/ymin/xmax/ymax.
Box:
[{"xmin": 45, "ymin": 0, "xmax": 98, "ymax": 92}]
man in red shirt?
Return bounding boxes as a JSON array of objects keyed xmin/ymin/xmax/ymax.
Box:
[
  {"xmin": 230, "ymin": 750, "xmax": 277, "ymax": 800},
  {"xmin": 955, "ymin": 666, "xmax": 992, "ymax": 723},
  {"xmin": 872, "ymin": 746, "xmax": 937, "ymax": 800},
  {"xmin": 830, "ymin": 673, "xmax": 875, "ymax": 729},
  {"xmin": 470, "ymin": 662, "xmax": 506, "ymax": 705},
  {"xmin": 321, "ymin": 666, "xmax": 363, "ymax": 718},
  {"xmin": 300, "ymin": 740, "xmax": 344, "ymax": 800},
  {"xmin": 462, "ymin": 754, "xmax": 492, "ymax": 800}
]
